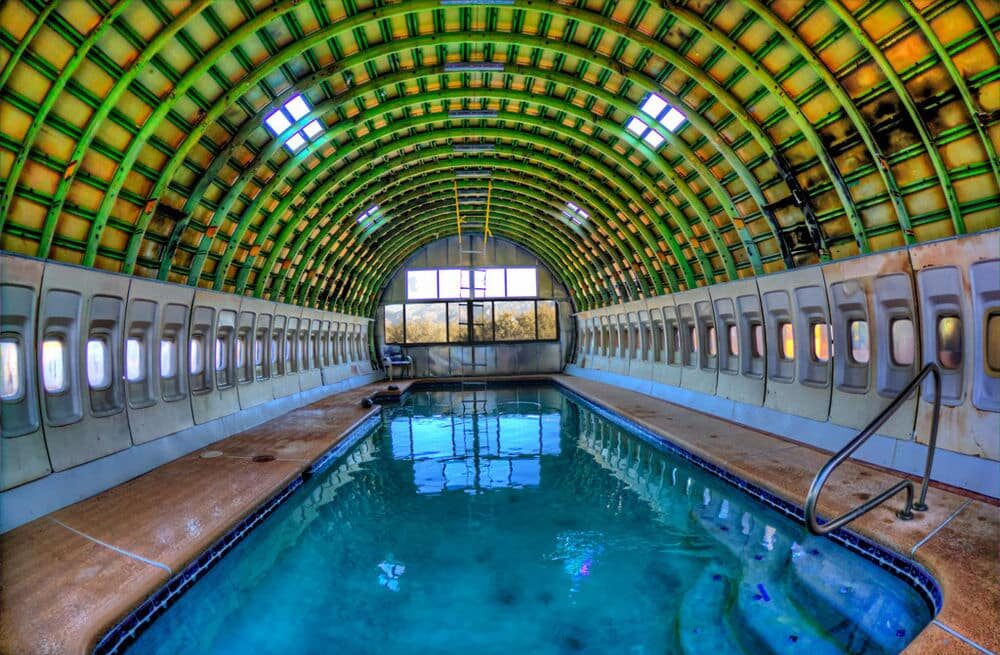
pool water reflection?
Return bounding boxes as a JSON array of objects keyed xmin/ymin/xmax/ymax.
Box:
[{"xmin": 125, "ymin": 385, "xmax": 932, "ymax": 655}]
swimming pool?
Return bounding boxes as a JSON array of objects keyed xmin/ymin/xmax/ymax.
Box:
[{"xmin": 114, "ymin": 384, "xmax": 934, "ymax": 655}]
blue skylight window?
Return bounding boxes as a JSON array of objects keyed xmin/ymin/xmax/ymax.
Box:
[
  {"xmin": 357, "ymin": 205, "xmax": 382, "ymax": 230},
  {"xmin": 659, "ymin": 107, "xmax": 686, "ymax": 132},
  {"xmin": 625, "ymin": 93, "xmax": 687, "ymax": 152},
  {"xmin": 264, "ymin": 94, "xmax": 324, "ymax": 152},
  {"xmin": 638, "ymin": 93, "xmax": 687, "ymax": 133},
  {"xmin": 562, "ymin": 201, "xmax": 589, "ymax": 225}
]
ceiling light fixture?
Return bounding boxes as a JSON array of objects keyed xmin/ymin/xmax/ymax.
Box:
[
  {"xmin": 448, "ymin": 110, "xmax": 497, "ymax": 119},
  {"xmin": 440, "ymin": 0, "xmax": 514, "ymax": 5},
  {"xmin": 453, "ymin": 144, "xmax": 496, "ymax": 152},
  {"xmin": 444, "ymin": 62, "xmax": 505, "ymax": 72}
]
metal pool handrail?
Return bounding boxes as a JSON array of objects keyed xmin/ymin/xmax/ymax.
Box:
[{"xmin": 805, "ymin": 363, "xmax": 942, "ymax": 535}]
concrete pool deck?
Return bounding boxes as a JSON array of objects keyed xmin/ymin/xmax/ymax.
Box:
[{"xmin": 0, "ymin": 375, "xmax": 996, "ymax": 654}]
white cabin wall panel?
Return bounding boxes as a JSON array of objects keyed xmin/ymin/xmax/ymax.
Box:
[
  {"xmin": 823, "ymin": 251, "xmax": 918, "ymax": 440},
  {"xmin": 759, "ymin": 267, "xmax": 832, "ymax": 421},
  {"xmin": 710, "ymin": 279, "xmax": 765, "ymax": 406},
  {"xmin": 298, "ymin": 309, "xmax": 323, "ymax": 391},
  {"xmin": 911, "ymin": 232, "xmax": 1000, "ymax": 460},
  {"xmin": 0, "ymin": 256, "xmax": 50, "ymax": 490},
  {"xmin": 125, "ymin": 279, "xmax": 195, "ymax": 444},
  {"xmin": 190, "ymin": 290, "xmax": 241, "ymax": 425},
  {"xmin": 651, "ymin": 297, "xmax": 682, "ymax": 387},
  {"xmin": 39, "ymin": 264, "xmax": 132, "ymax": 471},
  {"xmin": 237, "ymin": 298, "xmax": 276, "ymax": 409},
  {"xmin": 675, "ymin": 288, "xmax": 717, "ymax": 395},
  {"xmin": 272, "ymin": 305, "xmax": 303, "ymax": 399}
]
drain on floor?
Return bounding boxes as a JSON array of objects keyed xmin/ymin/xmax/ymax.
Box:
[
  {"xmin": 252, "ymin": 454, "xmax": 276, "ymax": 463},
  {"xmin": 200, "ymin": 450, "xmax": 223, "ymax": 459}
]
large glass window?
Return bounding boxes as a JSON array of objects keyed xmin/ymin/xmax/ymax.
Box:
[
  {"xmin": 537, "ymin": 301, "xmax": 558, "ymax": 340},
  {"xmin": 406, "ymin": 267, "xmax": 537, "ymax": 300},
  {"xmin": 387, "ymin": 299, "xmax": 558, "ymax": 345},
  {"xmin": 405, "ymin": 303, "xmax": 447, "ymax": 343},
  {"xmin": 448, "ymin": 303, "xmax": 468, "ymax": 343},
  {"xmin": 384, "ymin": 305, "xmax": 405, "ymax": 344},
  {"xmin": 438, "ymin": 269, "xmax": 466, "ymax": 299},
  {"xmin": 494, "ymin": 301, "xmax": 536, "ymax": 341},
  {"xmin": 407, "ymin": 270, "xmax": 438, "ymax": 300},
  {"xmin": 505, "ymin": 268, "xmax": 537, "ymax": 297},
  {"xmin": 483, "ymin": 269, "xmax": 506, "ymax": 298}
]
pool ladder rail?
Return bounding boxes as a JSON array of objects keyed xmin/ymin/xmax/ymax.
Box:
[{"xmin": 804, "ymin": 363, "xmax": 942, "ymax": 536}]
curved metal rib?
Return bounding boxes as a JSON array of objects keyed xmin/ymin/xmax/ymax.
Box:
[{"xmin": 805, "ymin": 363, "xmax": 942, "ymax": 535}]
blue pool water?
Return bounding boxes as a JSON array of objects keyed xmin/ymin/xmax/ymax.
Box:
[{"xmin": 123, "ymin": 385, "xmax": 933, "ymax": 655}]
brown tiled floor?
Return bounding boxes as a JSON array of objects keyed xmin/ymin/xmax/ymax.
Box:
[{"xmin": 0, "ymin": 375, "xmax": 996, "ymax": 655}]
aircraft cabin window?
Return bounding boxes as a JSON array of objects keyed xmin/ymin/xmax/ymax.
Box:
[
  {"xmin": 706, "ymin": 325, "xmax": 717, "ymax": 357},
  {"xmin": 812, "ymin": 323, "xmax": 831, "ymax": 362},
  {"xmin": 728, "ymin": 325, "xmax": 739, "ymax": 356},
  {"xmin": 86, "ymin": 338, "xmax": 111, "ymax": 389},
  {"xmin": 126, "ymin": 338, "xmax": 145, "ymax": 382},
  {"xmin": 160, "ymin": 338, "xmax": 178, "ymax": 379},
  {"xmin": 236, "ymin": 337, "xmax": 246, "ymax": 371},
  {"xmin": 1, "ymin": 339, "xmax": 22, "ymax": 400},
  {"xmin": 42, "ymin": 338, "xmax": 67, "ymax": 393},
  {"xmin": 849, "ymin": 321, "xmax": 870, "ymax": 364},
  {"xmin": 890, "ymin": 319, "xmax": 915, "ymax": 367},
  {"xmin": 937, "ymin": 316, "xmax": 962, "ymax": 370},
  {"xmin": 779, "ymin": 323, "xmax": 795, "ymax": 360},
  {"xmin": 190, "ymin": 337, "xmax": 205, "ymax": 375},
  {"xmin": 215, "ymin": 338, "xmax": 227, "ymax": 372},
  {"xmin": 689, "ymin": 326, "xmax": 698, "ymax": 353},
  {"xmin": 988, "ymin": 313, "xmax": 1000, "ymax": 374},
  {"xmin": 751, "ymin": 324, "xmax": 764, "ymax": 358}
]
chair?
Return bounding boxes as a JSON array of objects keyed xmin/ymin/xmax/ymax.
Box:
[{"xmin": 382, "ymin": 345, "xmax": 413, "ymax": 380}]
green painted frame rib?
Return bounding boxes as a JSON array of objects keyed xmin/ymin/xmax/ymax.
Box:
[
  {"xmin": 34, "ymin": 0, "xmax": 213, "ymax": 260},
  {"xmin": 283, "ymin": 186, "xmax": 620, "ymax": 306},
  {"xmin": 282, "ymin": 173, "xmax": 644, "ymax": 306},
  {"xmin": 215, "ymin": 146, "xmax": 666, "ymax": 299},
  {"xmin": 0, "ymin": 0, "xmax": 135, "ymax": 234},
  {"xmin": 236, "ymin": 129, "xmax": 684, "ymax": 298},
  {"xmin": 175, "ymin": 83, "xmax": 722, "ymax": 290},
  {"xmin": 311, "ymin": 198, "xmax": 650, "ymax": 312},
  {"xmin": 329, "ymin": 213, "xmax": 593, "ymax": 314},
  {"xmin": 176, "ymin": 61, "xmax": 771, "ymax": 285},
  {"xmin": 233, "ymin": 92, "xmax": 732, "ymax": 290},
  {"xmin": 253, "ymin": 147, "xmax": 670, "ymax": 304},
  {"xmin": 899, "ymin": 0, "xmax": 1000, "ymax": 193},
  {"xmin": 741, "ymin": 0, "xmax": 915, "ymax": 243},
  {"xmin": 825, "ymin": 0, "xmax": 965, "ymax": 235},
  {"xmin": 280, "ymin": 182, "xmax": 621, "ymax": 301},
  {"xmin": 101, "ymin": 4, "xmax": 805, "ymax": 279},
  {"xmin": 314, "ymin": 205, "xmax": 605, "ymax": 311}
]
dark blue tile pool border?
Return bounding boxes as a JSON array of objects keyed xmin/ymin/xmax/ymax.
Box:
[
  {"xmin": 553, "ymin": 383, "xmax": 943, "ymax": 617},
  {"xmin": 91, "ymin": 412, "xmax": 382, "ymax": 655}
]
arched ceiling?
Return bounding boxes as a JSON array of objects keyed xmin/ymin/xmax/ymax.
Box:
[{"xmin": 0, "ymin": 0, "xmax": 997, "ymax": 315}]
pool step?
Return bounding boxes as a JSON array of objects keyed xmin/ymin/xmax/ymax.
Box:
[
  {"xmin": 784, "ymin": 547, "xmax": 922, "ymax": 652},
  {"xmin": 677, "ymin": 566, "xmax": 751, "ymax": 655}
]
